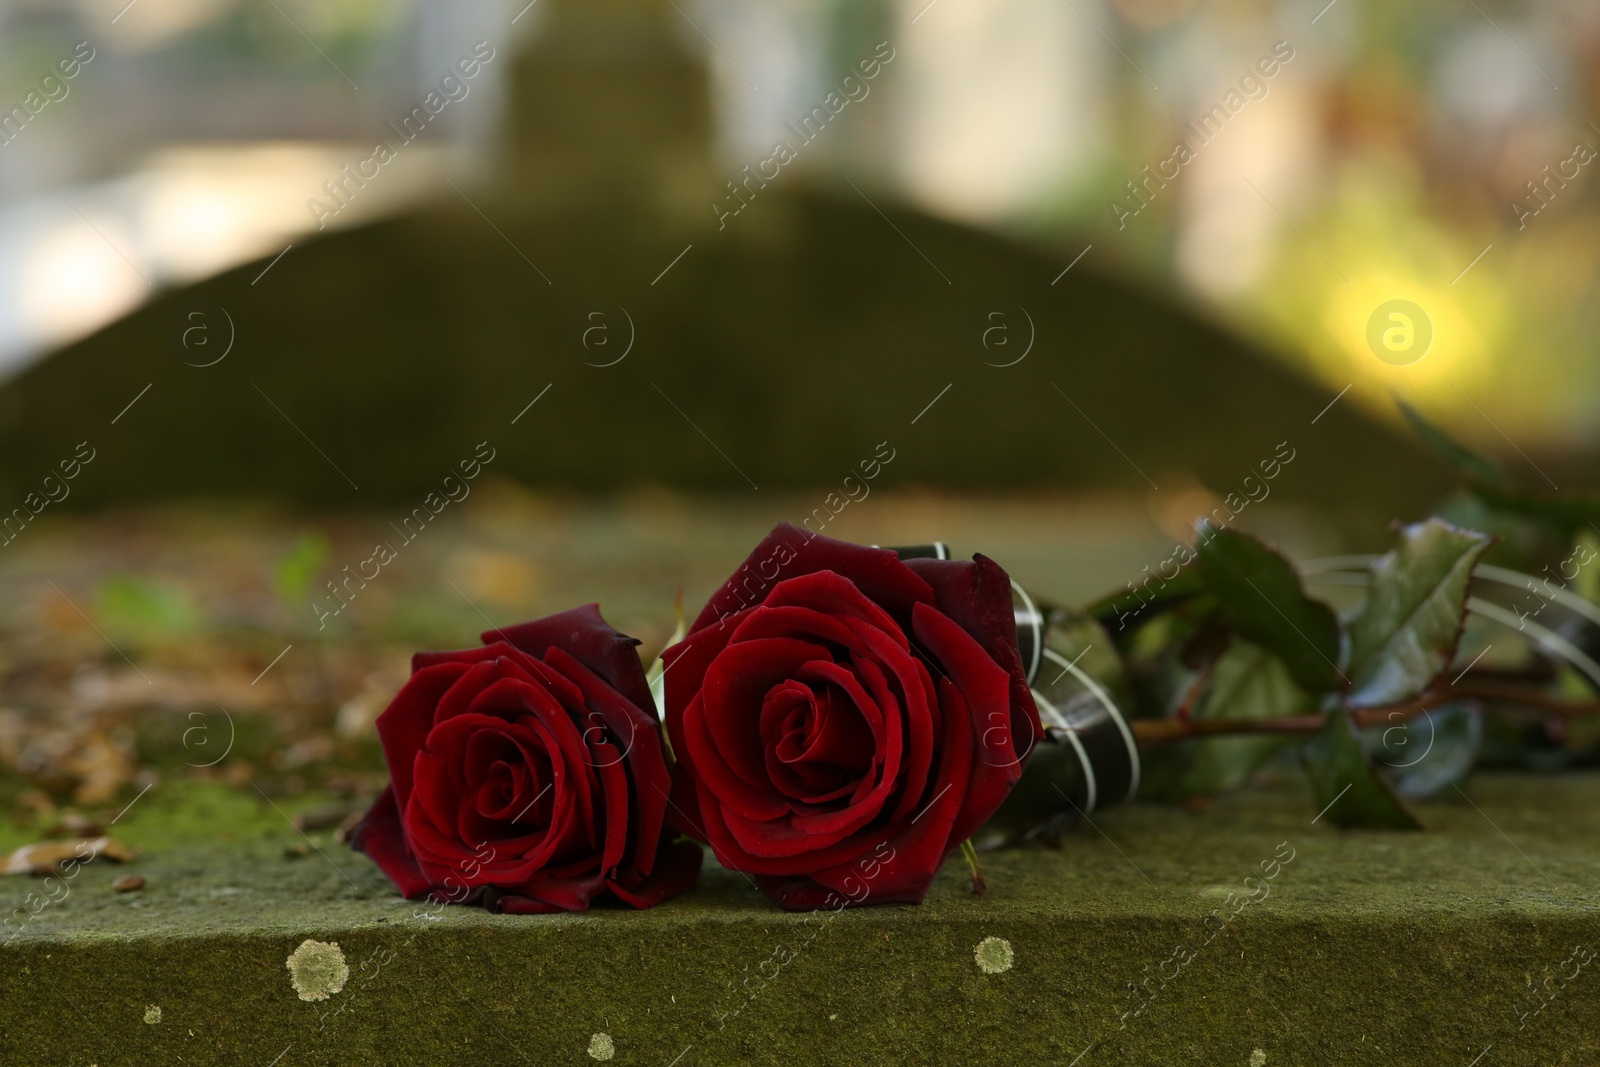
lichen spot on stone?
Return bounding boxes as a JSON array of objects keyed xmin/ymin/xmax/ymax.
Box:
[
  {"xmin": 1250, "ymin": 1049, "xmax": 1267, "ymax": 1067},
  {"xmin": 974, "ymin": 935, "xmax": 1014, "ymax": 974},
  {"xmin": 588, "ymin": 1032, "xmax": 615, "ymax": 1061},
  {"xmin": 143, "ymin": 1005, "xmax": 161, "ymax": 1025},
  {"xmin": 286, "ymin": 939, "xmax": 350, "ymax": 1002}
]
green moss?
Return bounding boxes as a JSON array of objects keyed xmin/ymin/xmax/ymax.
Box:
[{"xmin": 4, "ymin": 774, "xmax": 1599, "ymax": 1064}]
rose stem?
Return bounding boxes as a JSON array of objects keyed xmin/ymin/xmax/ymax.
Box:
[
  {"xmin": 959, "ymin": 839, "xmax": 987, "ymax": 896},
  {"xmin": 1128, "ymin": 679, "xmax": 1600, "ymax": 748}
]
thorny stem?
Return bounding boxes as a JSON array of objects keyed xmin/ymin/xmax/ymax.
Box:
[
  {"xmin": 1128, "ymin": 677, "xmax": 1600, "ymax": 747},
  {"xmin": 1173, "ymin": 667, "xmax": 1210, "ymax": 723}
]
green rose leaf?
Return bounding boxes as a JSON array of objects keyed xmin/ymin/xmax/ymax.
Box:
[
  {"xmin": 1576, "ymin": 530, "xmax": 1600, "ymax": 607},
  {"xmin": 1180, "ymin": 638, "xmax": 1314, "ymax": 796},
  {"xmin": 1084, "ymin": 565, "xmax": 1206, "ymax": 639},
  {"xmin": 1304, "ymin": 708, "xmax": 1421, "ymax": 829},
  {"xmin": 1397, "ymin": 398, "xmax": 1508, "ymax": 488},
  {"xmin": 1346, "ymin": 519, "xmax": 1493, "ymax": 708},
  {"xmin": 1195, "ymin": 526, "xmax": 1343, "ymax": 692},
  {"xmin": 1467, "ymin": 482, "xmax": 1600, "ymax": 546}
]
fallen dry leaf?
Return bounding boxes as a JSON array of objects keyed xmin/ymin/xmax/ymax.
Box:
[
  {"xmin": 292, "ymin": 801, "xmax": 362, "ymax": 833},
  {"xmin": 44, "ymin": 813, "xmax": 103, "ymax": 839},
  {"xmin": 67, "ymin": 733, "xmax": 135, "ymax": 806},
  {"xmin": 332, "ymin": 809, "xmax": 365, "ymax": 844},
  {"xmin": 1, "ymin": 836, "xmax": 137, "ymax": 876}
]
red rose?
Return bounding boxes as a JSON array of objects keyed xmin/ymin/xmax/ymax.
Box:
[
  {"xmin": 352, "ymin": 604, "xmax": 701, "ymax": 912},
  {"xmin": 664, "ymin": 525, "xmax": 1040, "ymax": 910}
]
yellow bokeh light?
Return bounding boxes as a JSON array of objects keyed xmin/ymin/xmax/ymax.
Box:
[{"xmin": 1324, "ymin": 271, "xmax": 1490, "ymax": 389}]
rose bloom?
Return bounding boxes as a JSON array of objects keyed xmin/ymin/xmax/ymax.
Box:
[
  {"xmin": 352, "ymin": 605, "xmax": 701, "ymax": 912},
  {"xmin": 664, "ymin": 525, "xmax": 1040, "ymax": 909}
]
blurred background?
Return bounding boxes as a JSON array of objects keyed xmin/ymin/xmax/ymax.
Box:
[
  {"xmin": 0, "ymin": 0, "xmax": 1595, "ymax": 443},
  {"xmin": 0, "ymin": 0, "xmax": 1594, "ymax": 833}
]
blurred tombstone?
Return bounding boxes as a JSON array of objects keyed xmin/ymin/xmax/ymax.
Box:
[{"xmin": 0, "ymin": 0, "xmax": 1450, "ymax": 526}]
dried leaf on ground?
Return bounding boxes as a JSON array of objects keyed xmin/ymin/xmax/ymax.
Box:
[{"xmin": 1, "ymin": 835, "xmax": 137, "ymax": 876}]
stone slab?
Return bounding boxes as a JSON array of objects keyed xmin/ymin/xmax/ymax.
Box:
[{"xmin": 4, "ymin": 774, "xmax": 1598, "ymax": 1066}]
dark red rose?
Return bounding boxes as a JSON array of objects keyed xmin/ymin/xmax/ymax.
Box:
[
  {"xmin": 352, "ymin": 604, "xmax": 701, "ymax": 913},
  {"xmin": 663, "ymin": 524, "xmax": 1040, "ymax": 910}
]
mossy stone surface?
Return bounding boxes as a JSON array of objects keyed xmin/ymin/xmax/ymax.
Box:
[{"xmin": 5, "ymin": 774, "xmax": 1598, "ymax": 1065}]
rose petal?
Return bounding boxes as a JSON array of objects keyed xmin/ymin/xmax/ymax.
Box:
[
  {"xmin": 349, "ymin": 784, "xmax": 432, "ymax": 899},
  {"xmin": 485, "ymin": 870, "xmax": 607, "ymax": 912},
  {"xmin": 787, "ymin": 674, "xmax": 977, "ymax": 908},
  {"xmin": 701, "ymin": 636, "xmax": 836, "ymax": 791},
  {"xmin": 748, "ymin": 571, "xmax": 909, "ymax": 647},
  {"xmin": 376, "ymin": 661, "xmax": 475, "ymax": 810},
  {"xmin": 589, "ymin": 738, "xmax": 632, "ymax": 880},
  {"xmin": 431, "ymin": 658, "xmax": 508, "ymax": 728},
  {"xmin": 411, "ymin": 643, "xmax": 507, "ymax": 673},
  {"xmin": 727, "ymin": 603, "xmax": 872, "ymax": 656},
  {"xmin": 760, "ymin": 683, "xmax": 861, "ymax": 805},
  {"xmin": 904, "ymin": 554, "xmax": 1041, "ymax": 771},
  {"xmin": 689, "ymin": 524, "xmax": 934, "ymax": 634},
  {"xmin": 472, "ymin": 670, "xmax": 599, "ymax": 845},
  {"xmin": 688, "ymin": 636, "xmax": 833, "ymax": 819},
  {"xmin": 679, "ymin": 689, "xmax": 790, "ymax": 823},
  {"xmin": 909, "ymin": 600, "xmax": 1024, "ymax": 849},
  {"xmin": 782, "ymin": 661, "xmax": 899, "ymax": 839},
  {"xmin": 607, "ymin": 839, "xmax": 704, "ymax": 908},
  {"xmin": 485, "ymin": 603, "xmax": 655, "ymax": 714},
  {"xmin": 662, "ymin": 618, "xmax": 738, "ymax": 762},
  {"xmin": 545, "ymin": 646, "xmax": 674, "ymax": 879}
]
